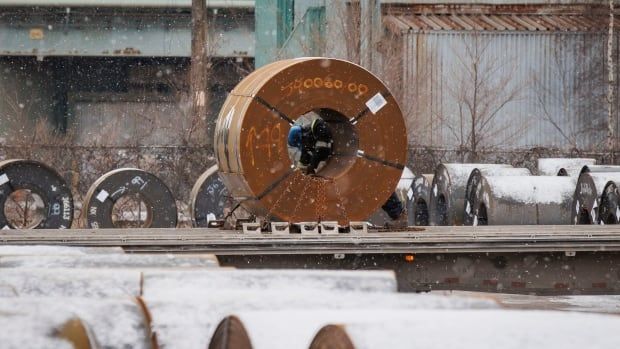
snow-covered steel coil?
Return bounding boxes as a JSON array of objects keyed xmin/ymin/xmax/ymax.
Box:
[
  {"xmin": 81, "ymin": 168, "xmax": 177, "ymax": 228},
  {"xmin": 429, "ymin": 164, "xmax": 511, "ymax": 226},
  {"xmin": 572, "ymin": 172, "xmax": 620, "ymax": 224},
  {"xmin": 463, "ymin": 167, "xmax": 532, "ymax": 225},
  {"xmin": 599, "ymin": 180, "xmax": 620, "ymax": 224},
  {"xmin": 468, "ymin": 176, "xmax": 575, "ymax": 225},
  {"xmin": 189, "ymin": 164, "xmax": 249, "ymax": 227},
  {"xmin": 0, "ymin": 297, "xmax": 152, "ymax": 349},
  {"xmin": 214, "ymin": 58, "xmax": 407, "ymax": 224},
  {"xmin": 579, "ymin": 165, "xmax": 620, "ymax": 175},
  {"xmin": 537, "ymin": 158, "xmax": 596, "ymax": 176},
  {"xmin": 0, "ymin": 159, "xmax": 74, "ymax": 229},
  {"xmin": 407, "ymin": 174, "xmax": 433, "ymax": 226}
]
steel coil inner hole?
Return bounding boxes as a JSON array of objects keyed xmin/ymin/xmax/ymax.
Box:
[
  {"xmin": 289, "ymin": 108, "xmax": 358, "ymax": 178},
  {"xmin": 577, "ymin": 208, "xmax": 593, "ymax": 224},
  {"xmin": 415, "ymin": 198, "xmax": 429, "ymax": 226},
  {"xmin": 436, "ymin": 194, "xmax": 448, "ymax": 225},
  {"xmin": 3, "ymin": 189, "xmax": 46, "ymax": 229},
  {"xmin": 111, "ymin": 193, "xmax": 153, "ymax": 228},
  {"xmin": 477, "ymin": 203, "xmax": 489, "ymax": 226}
]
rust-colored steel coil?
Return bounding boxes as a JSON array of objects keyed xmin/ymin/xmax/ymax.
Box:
[{"xmin": 214, "ymin": 58, "xmax": 407, "ymax": 224}]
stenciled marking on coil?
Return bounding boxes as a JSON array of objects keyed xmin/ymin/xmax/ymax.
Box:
[
  {"xmin": 280, "ymin": 76, "xmax": 369, "ymax": 98},
  {"xmin": 245, "ymin": 123, "xmax": 283, "ymax": 166}
]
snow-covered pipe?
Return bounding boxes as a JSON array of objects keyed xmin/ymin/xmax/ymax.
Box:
[
  {"xmin": 407, "ymin": 174, "xmax": 433, "ymax": 226},
  {"xmin": 0, "ymin": 253, "xmax": 219, "ymax": 269},
  {"xmin": 572, "ymin": 172, "xmax": 620, "ymax": 224},
  {"xmin": 0, "ymin": 268, "xmax": 141, "ymax": 297},
  {"xmin": 537, "ymin": 158, "xmax": 596, "ymax": 176},
  {"xmin": 470, "ymin": 176, "xmax": 575, "ymax": 225},
  {"xmin": 580, "ymin": 165, "xmax": 620, "ymax": 175},
  {"xmin": 599, "ymin": 180, "xmax": 620, "ymax": 224},
  {"xmin": 463, "ymin": 167, "xmax": 531, "ymax": 226},
  {"xmin": 0, "ymin": 297, "xmax": 151, "ymax": 349},
  {"xmin": 0, "ymin": 245, "xmax": 124, "ymax": 256},
  {"xmin": 145, "ymin": 287, "xmax": 497, "ymax": 348},
  {"xmin": 429, "ymin": 164, "xmax": 512, "ymax": 226},
  {"xmin": 212, "ymin": 309, "xmax": 620, "ymax": 349}
]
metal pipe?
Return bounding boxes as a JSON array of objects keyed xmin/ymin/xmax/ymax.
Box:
[
  {"xmin": 470, "ymin": 176, "xmax": 575, "ymax": 225},
  {"xmin": 463, "ymin": 167, "xmax": 531, "ymax": 226},
  {"xmin": 429, "ymin": 163, "xmax": 511, "ymax": 226}
]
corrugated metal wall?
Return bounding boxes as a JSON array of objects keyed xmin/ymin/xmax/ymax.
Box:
[{"xmin": 397, "ymin": 30, "xmax": 612, "ymax": 151}]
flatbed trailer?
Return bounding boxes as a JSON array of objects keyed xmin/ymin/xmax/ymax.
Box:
[{"xmin": 2, "ymin": 225, "xmax": 620, "ymax": 295}]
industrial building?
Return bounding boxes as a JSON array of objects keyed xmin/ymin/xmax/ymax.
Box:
[{"xmin": 0, "ymin": 0, "xmax": 616, "ymax": 197}]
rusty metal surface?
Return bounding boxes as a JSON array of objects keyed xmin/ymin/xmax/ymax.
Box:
[{"xmin": 215, "ymin": 58, "xmax": 407, "ymax": 224}]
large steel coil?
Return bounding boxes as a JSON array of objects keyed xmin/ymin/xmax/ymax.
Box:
[
  {"xmin": 537, "ymin": 158, "xmax": 596, "ymax": 176},
  {"xmin": 81, "ymin": 168, "xmax": 177, "ymax": 228},
  {"xmin": 407, "ymin": 174, "xmax": 433, "ymax": 226},
  {"xmin": 463, "ymin": 167, "xmax": 532, "ymax": 225},
  {"xmin": 468, "ymin": 176, "xmax": 575, "ymax": 225},
  {"xmin": 0, "ymin": 159, "xmax": 74, "ymax": 229},
  {"xmin": 572, "ymin": 172, "xmax": 620, "ymax": 224},
  {"xmin": 214, "ymin": 58, "xmax": 407, "ymax": 224},
  {"xmin": 429, "ymin": 164, "xmax": 511, "ymax": 226}
]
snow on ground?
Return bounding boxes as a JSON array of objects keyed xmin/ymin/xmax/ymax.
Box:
[
  {"xmin": 233, "ymin": 308, "xmax": 620, "ymax": 349},
  {"xmin": 0, "ymin": 253, "xmax": 219, "ymax": 269},
  {"xmin": 0, "ymin": 297, "xmax": 150, "ymax": 349},
  {"xmin": 145, "ymin": 289, "xmax": 499, "ymax": 349}
]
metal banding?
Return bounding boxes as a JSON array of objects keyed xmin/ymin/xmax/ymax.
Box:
[
  {"xmin": 214, "ymin": 58, "xmax": 407, "ymax": 224},
  {"xmin": 0, "ymin": 159, "xmax": 74, "ymax": 229},
  {"xmin": 82, "ymin": 168, "xmax": 177, "ymax": 228}
]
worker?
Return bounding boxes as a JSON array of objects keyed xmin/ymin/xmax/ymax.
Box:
[{"xmin": 287, "ymin": 118, "xmax": 333, "ymax": 174}]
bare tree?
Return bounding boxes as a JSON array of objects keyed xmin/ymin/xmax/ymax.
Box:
[{"xmin": 445, "ymin": 34, "xmax": 524, "ymax": 162}]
